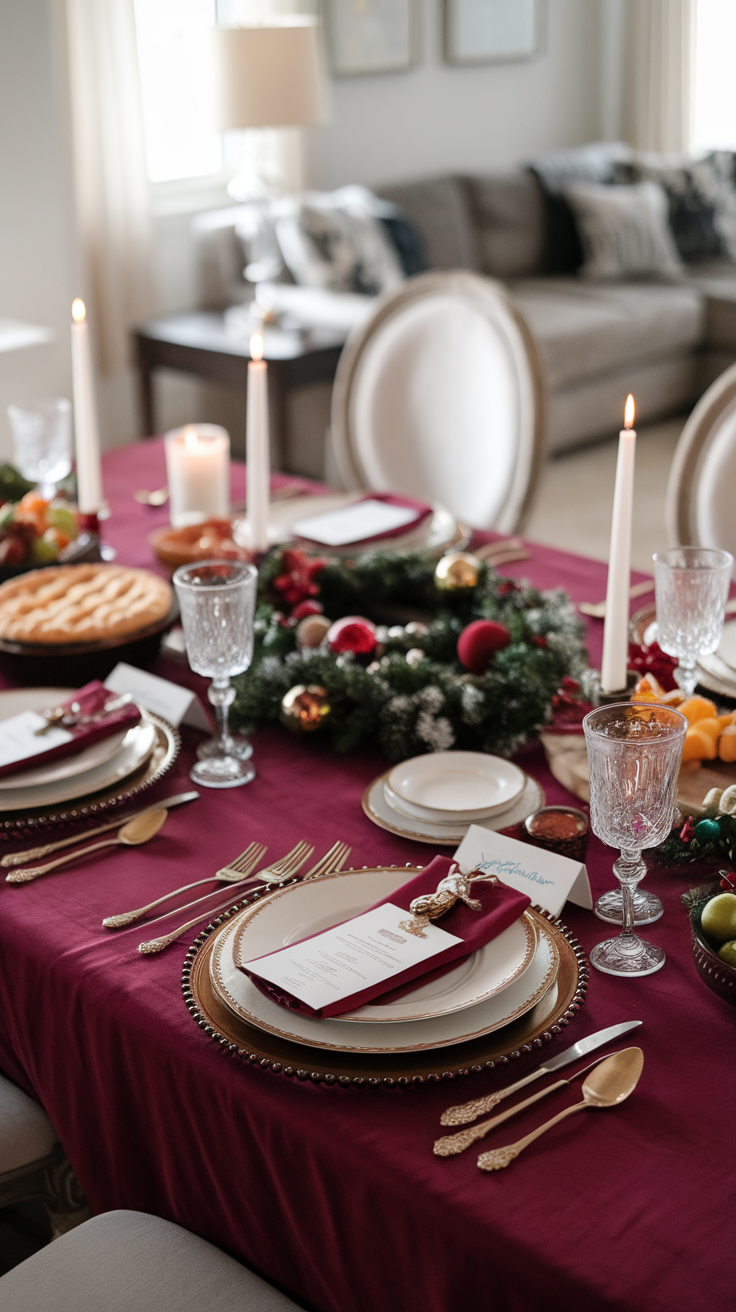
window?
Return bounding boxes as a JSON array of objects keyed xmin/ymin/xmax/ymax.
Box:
[
  {"xmin": 133, "ymin": 0, "xmax": 222, "ymax": 183},
  {"xmin": 692, "ymin": 0, "xmax": 736, "ymax": 153}
]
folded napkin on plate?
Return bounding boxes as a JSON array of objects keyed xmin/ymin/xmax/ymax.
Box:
[
  {"xmin": 241, "ymin": 855, "xmax": 531, "ymax": 1019},
  {"xmin": 0, "ymin": 681, "xmax": 142, "ymax": 780},
  {"xmin": 293, "ymin": 492, "xmax": 433, "ymax": 548}
]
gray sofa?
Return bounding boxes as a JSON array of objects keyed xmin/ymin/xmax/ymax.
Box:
[{"xmin": 194, "ymin": 169, "xmax": 736, "ymax": 456}]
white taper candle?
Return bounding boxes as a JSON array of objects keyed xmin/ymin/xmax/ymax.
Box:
[
  {"xmin": 246, "ymin": 333, "xmax": 270, "ymax": 553},
  {"xmin": 601, "ymin": 394, "xmax": 637, "ymax": 694},
  {"xmin": 70, "ymin": 298, "xmax": 104, "ymax": 515}
]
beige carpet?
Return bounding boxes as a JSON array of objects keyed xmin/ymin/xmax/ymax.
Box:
[{"xmin": 524, "ymin": 417, "xmax": 685, "ymax": 574}]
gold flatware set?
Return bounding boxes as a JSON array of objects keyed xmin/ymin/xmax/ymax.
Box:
[{"xmin": 434, "ymin": 1025, "xmax": 644, "ymax": 1172}]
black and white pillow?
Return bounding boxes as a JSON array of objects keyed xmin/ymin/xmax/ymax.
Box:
[
  {"xmin": 529, "ymin": 141, "xmax": 633, "ymax": 273},
  {"xmin": 274, "ymin": 190, "xmax": 405, "ymax": 296},
  {"xmin": 564, "ymin": 180, "xmax": 684, "ymax": 282},
  {"xmin": 613, "ymin": 152, "xmax": 729, "ymax": 263}
]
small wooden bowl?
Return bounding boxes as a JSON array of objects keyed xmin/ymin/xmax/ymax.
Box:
[
  {"xmin": 149, "ymin": 521, "xmax": 252, "ymax": 576},
  {"xmin": 684, "ymin": 882, "xmax": 736, "ymax": 1007}
]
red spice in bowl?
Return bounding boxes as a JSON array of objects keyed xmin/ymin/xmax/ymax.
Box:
[{"xmin": 523, "ymin": 806, "xmax": 589, "ymax": 863}]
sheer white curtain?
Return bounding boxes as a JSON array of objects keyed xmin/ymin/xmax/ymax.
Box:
[
  {"xmin": 66, "ymin": 0, "xmax": 154, "ymax": 441},
  {"xmin": 624, "ymin": 0, "xmax": 695, "ymax": 153}
]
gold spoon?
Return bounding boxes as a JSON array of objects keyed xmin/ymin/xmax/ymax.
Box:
[
  {"xmin": 6, "ymin": 809, "xmax": 169, "ymax": 884},
  {"xmin": 477, "ymin": 1047, "xmax": 644, "ymax": 1171}
]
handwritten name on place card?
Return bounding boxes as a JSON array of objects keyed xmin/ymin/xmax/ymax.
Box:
[{"xmin": 454, "ymin": 825, "xmax": 592, "ymax": 918}]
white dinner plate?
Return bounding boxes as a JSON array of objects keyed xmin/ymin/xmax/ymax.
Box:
[
  {"xmin": 0, "ymin": 688, "xmax": 156, "ymax": 812},
  {"xmin": 717, "ymin": 620, "xmax": 736, "ymax": 674},
  {"xmin": 364, "ymin": 770, "xmax": 544, "ymax": 845},
  {"xmin": 387, "ymin": 751, "xmax": 526, "ymax": 821},
  {"xmin": 0, "ymin": 694, "xmax": 131, "ymax": 790},
  {"xmin": 210, "ymin": 871, "xmax": 558, "ymax": 1053},
  {"xmin": 228, "ymin": 870, "xmax": 537, "ymax": 1023}
]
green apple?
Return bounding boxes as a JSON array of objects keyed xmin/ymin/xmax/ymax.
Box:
[
  {"xmin": 701, "ymin": 893, "xmax": 736, "ymax": 945},
  {"xmin": 28, "ymin": 534, "xmax": 58, "ymax": 566},
  {"xmin": 717, "ymin": 940, "xmax": 736, "ymax": 968},
  {"xmin": 46, "ymin": 503, "xmax": 78, "ymax": 541}
]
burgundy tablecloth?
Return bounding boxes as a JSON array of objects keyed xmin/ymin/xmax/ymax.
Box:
[{"xmin": 0, "ymin": 440, "xmax": 733, "ymax": 1312}]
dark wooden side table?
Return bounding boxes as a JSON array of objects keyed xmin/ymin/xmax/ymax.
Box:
[{"xmin": 133, "ymin": 311, "xmax": 346, "ymax": 461}]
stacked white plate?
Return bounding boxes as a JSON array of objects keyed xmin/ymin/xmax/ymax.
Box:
[
  {"xmin": 0, "ymin": 688, "xmax": 157, "ymax": 813},
  {"xmin": 363, "ymin": 750, "xmax": 545, "ymax": 845},
  {"xmin": 209, "ymin": 867, "xmax": 561, "ymax": 1054}
]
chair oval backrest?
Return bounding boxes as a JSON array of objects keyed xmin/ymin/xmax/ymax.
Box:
[
  {"xmin": 667, "ymin": 361, "xmax": 736, "ymax": 567},
  {"xmin": 330, "ymin": 271, "xmax": 546, "ymax": 533}
]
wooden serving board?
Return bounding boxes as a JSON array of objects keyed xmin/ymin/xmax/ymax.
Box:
[{"xmin": 541, "ymin": 731, "xmax": 736, "ymax": 818}]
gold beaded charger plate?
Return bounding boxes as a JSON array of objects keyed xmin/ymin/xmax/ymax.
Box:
[
  {"xmin": 0, "ymin": 689, "xmax": 157, "ymax": 812},
  {"xmin": 0, "ymin": 703, "xmax": 179, "ymax": 835},
  {"xmin": 185, "ymin": 887, "xmax": 585, "ymax": 1085},
  {"xmin": 211, "ymin": 869, "xmax": 541, "ymax": 1032},
  {"xmin": 363, "ymin": 769, "xmax": 544, "ymax": 845}
]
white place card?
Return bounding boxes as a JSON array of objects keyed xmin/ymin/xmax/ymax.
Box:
[
  {"xmin": 104, "ymin": 663, "xmax": 211, "ymax": 732},
  {"xmin": 242, "ymin": 903, "xmax": 463, "ymax": 1013},
  {"xmin": 291, "ymin": 499, "xmax": 420, "ymax": 547},
  {"xmin": 454, "ymin": 825, "xmax": 592, "ymax": 919},
  {"xmin": 0, "ymin": 711, "xmax": 72, "ymax": 769}
]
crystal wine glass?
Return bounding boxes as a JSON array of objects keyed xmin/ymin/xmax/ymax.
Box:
[
  {"xmin": 654, "ymin": 546, "xmax": 733, "ymax": 697},
  {"xmin": 583, "ymin": 702, "xmax": 687, "ymax": 977},
  {"xmin": 173, "ymin": 560, "xmax": 258, "ymax": 788},
  {"xmin": 7, "ymin": 398, "xmax": 72, "ymax": 499}
]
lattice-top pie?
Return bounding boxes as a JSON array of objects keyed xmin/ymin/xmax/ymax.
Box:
[{"xmin": 0, "ymin": 564, "xmax": 173, "ymax": 644}]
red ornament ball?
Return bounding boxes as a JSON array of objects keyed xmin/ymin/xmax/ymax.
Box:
[
  {"xmin": 457, "ymin": 620, "xmax": 510, "ymax": 675},
  {"xmin": 327, "ymin": 615, "xmax": 377, "ymax": 656}
]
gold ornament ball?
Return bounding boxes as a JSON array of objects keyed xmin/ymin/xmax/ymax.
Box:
[
  {"xmin": 296, "ymin": 614, "xmax": 331, "ymax": 650},
  {"xmin": 280, "ymin": 684, "xmax": 331, "ymax": 733},
  {"xmin": 434, "ymin": 552, "xmax": 480, "ymax": 591}
]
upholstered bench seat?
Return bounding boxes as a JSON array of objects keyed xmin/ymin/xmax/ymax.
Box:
[{"xmin": 0, "ymin": 1210, "xmax": 302, "ymax": 1311}]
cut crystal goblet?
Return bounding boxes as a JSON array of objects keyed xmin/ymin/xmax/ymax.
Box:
[{"xmin": 583, "ymin": 702, "xmax": 687, "ymax": 977}]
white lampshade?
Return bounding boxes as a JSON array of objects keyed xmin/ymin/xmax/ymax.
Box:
[{"xmin": 211, "ymin": 20, "xmax": 328, "ymax": 131}]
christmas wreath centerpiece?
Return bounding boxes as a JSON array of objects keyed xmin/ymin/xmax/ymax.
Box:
[{"xmin": 230, "ymin": 546, "xmax": 587, "ymax": 761}]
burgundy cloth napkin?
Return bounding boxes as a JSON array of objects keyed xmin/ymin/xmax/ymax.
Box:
[
  {"xmin": 241, "ymin": 855, "xmax": 531, "ymax": 1019},
  {"xmin": 0, "ymin": 681, "xmax": 142, "ymax": 779}
]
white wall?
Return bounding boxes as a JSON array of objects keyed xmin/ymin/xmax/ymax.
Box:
[
  {"xmin": 0, "ymin": 0, "xmax": 80, "ymax": 460},
  {"xmin": 311, "ymin": 0, "xmax": 603, "ymax": 190}
]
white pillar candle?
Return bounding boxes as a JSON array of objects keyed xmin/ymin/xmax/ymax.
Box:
[
  {"xmin": 246, "ymin": 333, "xmax": 270, "ymax": 553},
  {"xmin": 164, "ymin": 424, "xmax": 230, "ymax": 529},
  {"xmin": 70, "ymin": 299, "xmax": 104, "ymax": 515},
  {"xmin": 601, "ymin": 394, "xmax": 637, "ymax": 694}
]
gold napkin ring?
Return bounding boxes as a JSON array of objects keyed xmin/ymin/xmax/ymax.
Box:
[{"xmin": 399, "ymin": 865, "xmax": 498, "ymax": 938}]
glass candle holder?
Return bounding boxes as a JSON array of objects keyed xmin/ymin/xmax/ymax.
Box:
[
  {"xmin": 173, "ymin": 559, "xmax": 257, "ymax": 789},
  {"xmin": 165, "ymin": 424, "xmax": 230, "ymax": 529}
]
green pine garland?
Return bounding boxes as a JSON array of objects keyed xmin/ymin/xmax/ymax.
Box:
[{"xmin": 231, "ymin": 547, "xmax": 588, "ymax": 760}]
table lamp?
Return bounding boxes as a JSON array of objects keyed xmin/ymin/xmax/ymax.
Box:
[{"xmin": 210, "ymin": 17, "xmax": 328, "ymax": 210}]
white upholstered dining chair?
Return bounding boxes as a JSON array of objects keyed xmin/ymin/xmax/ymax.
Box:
[
  {"xmin": 666, "ymin": 360, "xmax": 736, "ymax": 567},
  {"xmin": 0, "ymin": 1210, "xmax": 301, "ymax": 1311},
  {"xmin": 0, "ymin": 1071, "xmax": 88, "ymax": 1238},
  {"xmin": 329, "ymin": 271, "xmax": 546, "ymax": 533}
]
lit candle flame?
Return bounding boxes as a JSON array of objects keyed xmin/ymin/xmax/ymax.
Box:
[
  {"xmin": 250, "ymin": 333, "xmax": 264, "ymax": 362},
  {"xmin": 71, "ymin": 298, "xmax": 86, "ymax": 323},
  {"xmin": 624, "ymin": 394, "xmax": 635, "ymax": 430},
  {"xmin": 184, "ymin": 426, "xmax": 200, "ymax": 452}
]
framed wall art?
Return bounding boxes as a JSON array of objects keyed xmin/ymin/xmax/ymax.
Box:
[
  {"xmin": 326, "ymin": 0, "xmax": 415, "ymax": 76},
  {"xmin": 445, "ymin": 0, "xmax": 543, "ymax": 66}
]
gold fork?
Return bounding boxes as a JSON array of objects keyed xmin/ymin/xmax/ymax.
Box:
[
  {"xmin": 136, "ymin": 841, "xmax": 314, "ymax": 954},
  {"xmin": 301, "ymin": 840, "xmax": 351, "ymax": 880},
  {"xmin": 102, "ymin": 841, "xmax": 269, "ymax": 929}
]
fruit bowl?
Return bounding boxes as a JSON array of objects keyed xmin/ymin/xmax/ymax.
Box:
[{"xmin": 683, "ymin": 882, "xmax": 736, "ymax": 1007}]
